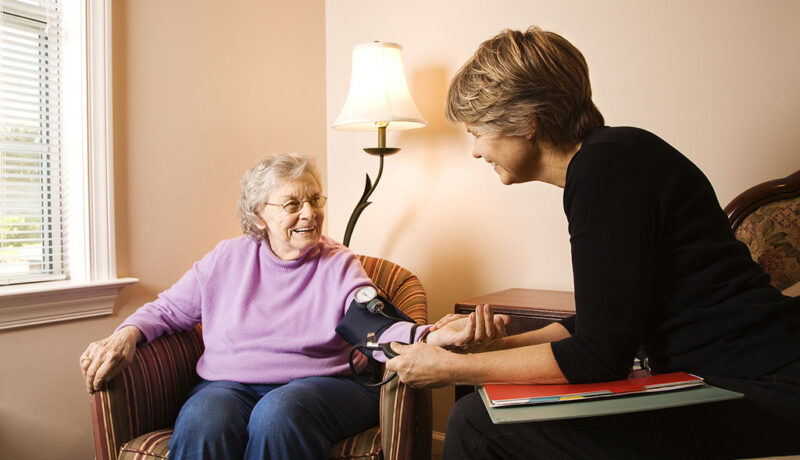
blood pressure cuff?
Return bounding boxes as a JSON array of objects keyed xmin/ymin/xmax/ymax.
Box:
[{"xmin": 335, "ymin": 296, "xmax": 414, "ymax": 358}]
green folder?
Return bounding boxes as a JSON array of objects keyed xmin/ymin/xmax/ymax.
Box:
[{"xmin": 477, "ymin": 384, "xmax": 743, "ymax": 424}]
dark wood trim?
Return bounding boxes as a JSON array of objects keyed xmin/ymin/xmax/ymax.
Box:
[
  {"xmin": 455, "ymin": 289, "xmax": 574, "ymax": 335},
  {"xmin": 724, "ymin": 169, "xmax": 800, "ymax": 231},
  {"xmin": 454, "ymin": 288, "xmax": 575, "ymax": 316}
]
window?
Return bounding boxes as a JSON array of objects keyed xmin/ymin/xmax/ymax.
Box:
[
  {"xmin": 1, "ymin": 0, "xmax": 65, "ymax": 285},
  {"xmin": 0, "ymin": 0, "xmax": 136, "ymax": 330}
]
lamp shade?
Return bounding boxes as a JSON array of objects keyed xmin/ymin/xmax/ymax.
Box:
[{"xmin": 332, "ymin": 42, "xmax": 426, "ymax": 131}]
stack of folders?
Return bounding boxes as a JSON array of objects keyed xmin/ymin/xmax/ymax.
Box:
[
  {"xmin": 481, "ymin": 370, "xmax": 703, "ymax": 407},
  {"xmin": 477, "ymin": 370, "xmax": 743, "ymax": 424}
]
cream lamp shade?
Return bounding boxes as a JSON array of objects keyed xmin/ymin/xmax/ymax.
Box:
[{"xmin": 332, "ymin": 41, "xmax": 427, "ymax": 131}]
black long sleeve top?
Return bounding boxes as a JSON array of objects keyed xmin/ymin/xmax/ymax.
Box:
[{"xmin": 550, "ymin": 126, "xmax": 800, "ymax": 383}]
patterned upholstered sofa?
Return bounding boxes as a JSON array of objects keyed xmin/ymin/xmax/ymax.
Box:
[
  {"xmin": 89, "ymin": 255, "xmax": 432, "ymax": 460},
  {"xmin": 724, "ymin": 169, "xmax": 800, "ymax": 295}
]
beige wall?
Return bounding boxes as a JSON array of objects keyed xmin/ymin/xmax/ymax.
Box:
[
  {"xmin": 2, "ymin": 1, "xmax": 799, "ymax": 457},
  {"xmin": 0, "ymin": 1, "xmax": 327, "ymax": 458},
  {"xmin": 325, "ymin": 0, "xmax": 800, "ymax": 438}
]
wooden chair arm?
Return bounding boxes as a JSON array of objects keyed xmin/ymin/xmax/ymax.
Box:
[
  {"xmin": 380, "ymin": 369, "xmax": 432, "ymax": 460},
  {"xmin": 90, "ymin": 325, "xmax": 204, "ymax": 460}
]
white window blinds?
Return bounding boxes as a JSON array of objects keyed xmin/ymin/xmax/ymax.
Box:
[{"xmin": 0, "ymin": 0, "xmax": 64, "ymax": 285}]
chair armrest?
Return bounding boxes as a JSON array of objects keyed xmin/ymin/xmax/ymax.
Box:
[
  {"xmin": 373, "ymin": 265, "xmax": 431, "ymax": 460},
  {"xmin": 90, "ymin": 325, "xmax": 204, "ymax": 460},
  {"xmin": 355, "ymin": 255, "xmax": 433, "ymax": 460},
  {"xmin": 380, "ymin": 369, "xmax": 432, "ymax": 460}
]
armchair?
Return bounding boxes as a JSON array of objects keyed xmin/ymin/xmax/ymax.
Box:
[
  {"xmin": 724, "ymin": 169, "xmax": 800, "ymax": 293},
  {"xmin": 89, "ymin": 255, "xmax": 431, "ymax": 460}
]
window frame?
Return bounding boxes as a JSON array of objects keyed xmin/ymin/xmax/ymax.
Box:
[{"xmin": 0, "ymin": 0, "xmax": 136, "ymax": 330}]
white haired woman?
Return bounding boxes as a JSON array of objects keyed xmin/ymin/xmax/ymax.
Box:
[{"xmin": 79, "ymin": 153, "xmax": 504, "ymax": 459}]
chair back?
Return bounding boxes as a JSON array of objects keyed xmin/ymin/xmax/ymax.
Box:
[
  {"xmin": 357, "ymin": 255, "xmax": 427, "ymax": 323},
  {"xmin": 724, "ymin": 170, "xmax": 800, "ymax": 291}
]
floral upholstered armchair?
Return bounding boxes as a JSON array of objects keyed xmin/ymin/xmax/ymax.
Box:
[
  {"xmin": 89, "ymin": 255, "xmax": 431, "ymax": 460},
  {"xmin": 724, "ymin": 169, "xmax": 800, "ymax": 295}
]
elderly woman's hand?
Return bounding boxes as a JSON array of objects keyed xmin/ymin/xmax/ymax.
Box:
[
  {"xmin": 425, "ymin": 304, "xmax": 509, "ymax": 353},
  {"xmin": 79, "ymin": 326, "xmax": 142, "ymax": 393}
]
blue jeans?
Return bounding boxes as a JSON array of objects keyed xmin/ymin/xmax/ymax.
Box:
[{"xmin": 168, "ymin": 375, "xmax": 379, "ymax": 460}]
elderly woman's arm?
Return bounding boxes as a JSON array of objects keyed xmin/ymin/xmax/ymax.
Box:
[
  {"xmin": 78, "ymin": 276, "xmax": 202, "ymax": 393},
  {"xmin": 424, "ymin": 304, "xmax": 510, "ymax": 352},
  {"xmin": 368, "ymin": 304, "xmax": 511, "ymax": 362},
  {"xmin": 77, "ymin": 242, "xmax": 214, "ymax": 393}
]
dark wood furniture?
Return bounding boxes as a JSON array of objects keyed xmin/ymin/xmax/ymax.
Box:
[
  {"xmin": 454, "ymin": 288, "xmax": 575, "ymax": 334},
  {"xmin": 724, "ymin": 169, "xmax": 800, "ymax": 231},
  {"xmin": 453, "ymin": 288, "xmax": 575, "ymax": 399},
  {"xmin": 723, "ymin": 169, "xmax": 800, "ymax": 292}
]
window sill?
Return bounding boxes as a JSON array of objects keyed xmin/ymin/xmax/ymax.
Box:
[{"xmin": 0, "ymin": 277, "xmax": 138, "ymax": 330}]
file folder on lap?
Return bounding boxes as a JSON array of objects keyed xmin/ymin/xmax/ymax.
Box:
[
  {"xmin": 477, "ymin": 371, "xmax": 743, "ymax": 424},
  {"xmin": 482, "ymin": 371, "xmax": 705, "ymax": 407}
]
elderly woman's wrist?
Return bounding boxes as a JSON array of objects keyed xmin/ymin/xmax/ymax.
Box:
[
  {"xmin": 417, "ymin": 326, "xmax": 432, "ymax": 343},
  {"xmin": 423, "ymin": 328, "xmax": 447, "ymax": 347},
  {"xmin": 118, "ymin": 325, "xmax": 143, "ymax": 343}
]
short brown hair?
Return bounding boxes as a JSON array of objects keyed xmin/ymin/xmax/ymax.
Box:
[{"xmin": 445, "ymin": 26, "xmax": 604, "ymax": 146}]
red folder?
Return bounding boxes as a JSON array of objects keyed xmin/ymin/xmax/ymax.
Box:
[{"xmin": 482, "ymin": 371, "xmax": 704, "ymax": 407}]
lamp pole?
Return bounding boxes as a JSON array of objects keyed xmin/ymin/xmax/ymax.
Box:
[
  {"xmin": 342, "ymin": 125, "xmax": 399, "ymax": 247},
  {"xmin": 332, "ymin": 41, "xmax": 426, "ymax": 246}
]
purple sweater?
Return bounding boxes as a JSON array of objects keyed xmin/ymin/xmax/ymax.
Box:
[{"xmin": 119, "ymin": 235, "xmax": 423, "ymax": 384}]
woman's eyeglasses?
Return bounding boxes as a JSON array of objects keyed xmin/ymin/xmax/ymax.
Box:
[{"xmin": 264, "ymin": 196, "xmax": 327, "ymax": 214}]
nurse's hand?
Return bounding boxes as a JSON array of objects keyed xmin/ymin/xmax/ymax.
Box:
[{"xmin": 385, "ymin": 342, "xmax": 458, "ymax": 388}]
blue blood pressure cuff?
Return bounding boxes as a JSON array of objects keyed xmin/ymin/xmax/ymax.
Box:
[{"xmin": 335, "ymin": 289, "xmax": 414, "ymax": 359}]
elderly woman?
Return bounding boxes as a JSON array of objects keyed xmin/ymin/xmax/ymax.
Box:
[
  {"xmin": 386, "ymin": 27, "xmax": 800, "ymax": 459},
  {"xmin": 80, "ymin": 153, "xmax": 500, "ymax": 460}
]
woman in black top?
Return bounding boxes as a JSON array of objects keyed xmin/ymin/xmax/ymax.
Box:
[{"xmin": 385, "ymin": 26, "xmax": 800, "ymax": 459}]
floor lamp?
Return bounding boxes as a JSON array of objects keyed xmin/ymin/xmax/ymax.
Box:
[{"xmin": 332, "ymin": 41, "xmax": 426, "ymax": 247}]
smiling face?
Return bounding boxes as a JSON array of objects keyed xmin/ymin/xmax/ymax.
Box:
[
  {"xmin": 469, "ymin": 128, "xmax": 541, "ymax": 185},
  {"xmin": 255, "ymin": 173, "xmax": 325, "ymax": 260}
]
